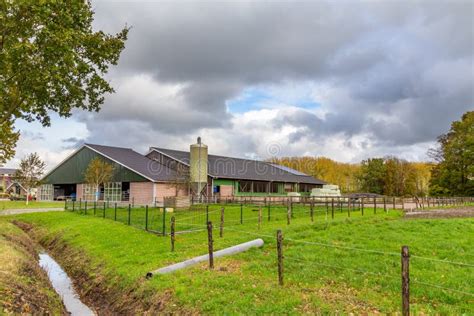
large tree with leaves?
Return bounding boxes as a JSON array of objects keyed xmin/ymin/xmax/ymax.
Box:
[
  {"xmin": 14, "ymin": 152, "xmax": 45, "ymax": 205},
  {"xmin": 429, "ymin": 111, "xmax": 474, "ymax": 196},
  {"xmin": 0, "ymin": 1, "xmax": 128, "ymax": 164}
]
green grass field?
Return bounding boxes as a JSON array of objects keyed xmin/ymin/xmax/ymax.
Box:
[
  {"xmin": 0, "ymin": 200, "xmax": 65, "ymax": 211},
  {"xmin": 6, "ymin": 204, "xmax": 473, "ymax": 314}
]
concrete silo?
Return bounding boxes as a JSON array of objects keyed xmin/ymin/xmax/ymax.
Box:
[{"xmin": 190, "ymin": 137, "xmax": 208, "ymax": 199}]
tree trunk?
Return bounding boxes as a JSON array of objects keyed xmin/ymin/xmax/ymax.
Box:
[
  {"xmin": 25, "ymin": 188, "xmax": 29, "ymax": 205},
  {"xmin": 95, "ymin": 184, "xmax": 99, "ymax": 202}
]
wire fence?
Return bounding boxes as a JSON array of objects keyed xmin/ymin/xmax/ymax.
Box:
[
  {"xmin": 63, "ymin": 197, "xmax": 474, "ymax": 313},
  {"xmin": 65, "ymin": 196, "xmax": 402, "ymax": 235}
]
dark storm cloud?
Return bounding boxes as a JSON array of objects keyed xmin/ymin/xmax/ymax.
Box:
[{"xmin": 84, "ymin": 0, "xmax": 473, "ymax": 153}]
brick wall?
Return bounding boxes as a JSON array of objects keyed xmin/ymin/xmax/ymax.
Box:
[
  {"xmin": 130, "ymin": 182, "xmax": 154, "ymax": 205},
  {"xmin": 76, "ymin": 184, "xmax": 83, "ymax": 200},
  {"xmin": 220, "ymin": 185, "xmax": 234, "ymax": 197},
  {"xmin": 154, "ymin": 183, "xmax": 177, "ymax": 204}
]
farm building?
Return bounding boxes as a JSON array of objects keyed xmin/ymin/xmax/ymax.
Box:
[
  {"xmin": 38, "ymin": 140, "xmax": 325, "ymax": 204},
  {"xmin": 0, "ymin": 168, "xmax": 26, "ymax": 197}
]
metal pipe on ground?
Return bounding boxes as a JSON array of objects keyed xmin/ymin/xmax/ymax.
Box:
[{"xmin": 146, "ymin": 238, "xmax": 264, "ymax": 278}]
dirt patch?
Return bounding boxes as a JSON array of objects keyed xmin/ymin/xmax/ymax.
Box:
[
  {"xmin": 404, "ymin": 207, "xmax": 474, "ymax": 219},
  {"xmin": 297, "ymin": 280, "xmax": 381, "ymax": 314},
  {"xmin": 13, "ymin": 221, "xmax": 193, "ymax": 315},
  {"xmin": 0, "ymin": 222, "xmax": 65, "ymax": 315}
]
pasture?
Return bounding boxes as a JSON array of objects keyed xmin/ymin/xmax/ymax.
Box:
[{"xmin": 6, "ymin": 202, "xmax": 474, "ymax": 314}]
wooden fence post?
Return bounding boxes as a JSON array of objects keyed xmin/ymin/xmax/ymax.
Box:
[
  {"xmin": 310, "ymin": 200, "xmax": 314, "ymax": 222},
  {"xmin": 103, "ymin": 201, "xmax": 106, "ymax": 217},
  {"xmin": 207, "ymin": 221, "xmax": 214, "ymax": 269},
  {"xmin": 94, "ymin": 201, "xmax": 96, "ymax": 216},
  {"xmin": 401, "ymin": 246, "xmax": 410, "ymax": 316},
  {"xmin": 79, "ymin": 198, "xmax": 82, "ymax": 213},
  {"xmin": 128, "ymin": 204, "xmax": 131, "ymax": 225},
  {"xmin": 393, "ymin": 197, "xmax": 396, "ymax": 210},
  {"xmin": 384, "ymin": 198, "xmax": 387, "ymax": 213},
  {"xmin": 85, "ymin": 201, "xmax": 88, "ymax": 215},
  {"xmin": 287, "ymin": 203, "xmax": 291, "ymax": 225},
  {"xmin": 170, "ymin": 216, "xmax": 175, "ymax": 252},
  {"xmin": 220, "ymin": 207, "xmax": 224, "ymax": 237},
  {"xmin": 206, "ymin": 205, "xmax": 209, "ymax": 224},
  {"xmin": 258, "ymin": 207, "xmax": 262, "ymax": 230},
  {"xmin": 277, "ymin": 229, "xmax": 284, "ymax": 286}
]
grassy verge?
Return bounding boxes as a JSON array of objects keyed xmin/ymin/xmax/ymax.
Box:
[
  {"xmin": 0, "ymin": 220, "xmax": 64, "ymax": 314},
  {"xmin": 6, "ymin": 210, "xmax": 474, "ymax": 314},
  {"xmin": 0, "ymin": 201, "xmax": 65, "ymax": 211}
]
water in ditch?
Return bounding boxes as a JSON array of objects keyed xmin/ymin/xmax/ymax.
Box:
[{"xmin": 39, "ymin": 253, "xmax": 95, "ymax": 316}]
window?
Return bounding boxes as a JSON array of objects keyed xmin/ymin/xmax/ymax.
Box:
[
  {"xmin": 104, "ymin": 182, "xmax": 122, "ymax": 202},
  {"xmin": 82, "ymin": 184, "xmax": 96, "ymax": 201},
  {"xmin": 300, "ymin": 184, "xmax": 317, "ymax": 193},
  {"xmin": 239, "ymin": 181, "xmax": 252, "ymax": 193},
  {"xmin": 270, "ymin": 182, "xmax": 281, "ymax": 193},
  {"xmin": 284, "ymin": 183, "xmax": 294, "ymax": 192},
  {"xmin": 39, "ymin": 184, "xmax": 53, "ymax": 201},
  {"xmin": 253, "ymin": 181, "xmax": 268, "ymax": 193}
]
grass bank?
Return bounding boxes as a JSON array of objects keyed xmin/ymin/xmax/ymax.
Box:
[
  {"xmin": 0, "ymin": 220, "xmax": 64, "ymax": 314},
  {"xmin": 7, "ymin": 210, "xmax": 474, "ymax": 314}
]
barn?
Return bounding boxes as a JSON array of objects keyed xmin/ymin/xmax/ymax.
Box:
[{"xmin": 38, "ymin": 140, "xmax": 325, "ymax": 205}]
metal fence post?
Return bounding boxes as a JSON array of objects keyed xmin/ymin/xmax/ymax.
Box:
[
  {"xmin": 401, "ymin": 246, "xmax": 410, "ymax": 316},
  {"xmin": 72, "ymin": 200, "xmax": 75, "ymax": 212},
  {"xmin": 145, "ymin": 205, "xmax": 149, "ymax": 231},
  {"xmin": 268, "ymin": 202, "xmax": 271, "ymax": 222},
  {"xmin": 114, "ymin": 203, "xmax": 117, "ymax": 221},
  {"xmin": 374, "ymin": 198, "xmax": 377, "ymax": 214},
  {"xmin": 277, "ymin": 229, "xmax": 284, "ymax": 286},
  {"xmin": 240, "ymin": 203, "xmax": 243, "ymax": 224},
  {"xmin": 361, "ymin": 197, "xmax": 364, "ymax": 216},
  {"xmin": 310, "ymin": 200, "xmax": 314, "ymax": 222},
  {"xmin": 206, "ymin": 205, "xmax": 209, "ymax": 224},
  {"xmin": 220, "ymin": 207, "xmax": 224, "ymax": 237},
  {"xmin": 162, "ymin": 207, "xmax": 166, "ymax": 236},
  {"xmin": 85, "ymin": 201, "xmax": 87, "ymax": 215}
]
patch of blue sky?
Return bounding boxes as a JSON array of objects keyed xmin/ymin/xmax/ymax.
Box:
[{"xmin": 227, "ymin": 85, "xmax": 321, "ymax": 113}]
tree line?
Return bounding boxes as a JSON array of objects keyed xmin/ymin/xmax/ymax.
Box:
[{"xmin": 272, "ymin": 111, "xmax": 473, "ymax": 197}]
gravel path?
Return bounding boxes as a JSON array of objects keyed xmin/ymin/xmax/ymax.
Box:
[
  {"xmin": 0, "ymin": 208, "xmax": 64, "ymax": 216},
  {"xmin": 404, "ymin": 207, "xmax": 474, "ymax": 219}
]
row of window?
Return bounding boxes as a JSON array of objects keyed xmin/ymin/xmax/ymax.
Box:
[
  {"xmin": 237, "ymin": 181, "xmax": 317, "ymax": 193},
  {"xmin": 39, "ymin": 182, "xmax": 128, "ymax": 202}
]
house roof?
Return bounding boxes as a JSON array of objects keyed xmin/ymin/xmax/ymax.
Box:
[
  {"xmin": 85, "ymin": 144, "xmax": 178, "ymax": 182},
  {"xmin": 0, "ymin": 168, "xmax": 17, "ymax": 175},
  {"xmin": 148, "ymin": 147, "xmax": 326, "ymax": 185}
]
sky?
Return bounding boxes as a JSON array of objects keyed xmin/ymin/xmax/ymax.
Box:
[{"xmin": 5, "ymin": 0, "xmax": 474, "ymax": 170}]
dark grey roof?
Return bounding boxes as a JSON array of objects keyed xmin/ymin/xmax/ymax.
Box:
[
  {"xmin": 149, "ymin": 147, "xmax": 326, "ymax": 185},
  {"xmin": 86, "ymin": 144, "xmax": 178, "ymax": 182},
  {"xmin": 0, "ymin": 168, "xmax": 17, "ymax": 175}
]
